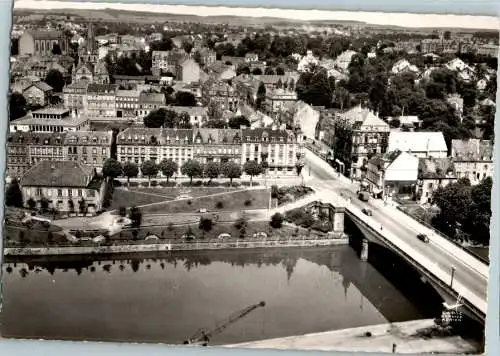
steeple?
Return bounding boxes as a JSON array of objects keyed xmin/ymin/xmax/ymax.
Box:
[{"xmin": 87, "ymin": 22, "xmax": 95, "ymax": 54}]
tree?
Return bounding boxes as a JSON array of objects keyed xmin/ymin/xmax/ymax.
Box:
[
  {"xmin": 102, "ymin": 158, "xmax": 122, "ymax": 180},
  {"xmin": 228, "ymin": 115, "xmax": 250, "ymax": 129},
  {"xmin": 175, "ymin": 91, "xmax": 197, "ymax": 106},
  {"xmin": 177, "ymin": 112, "xmax": 192, "ymax": 128},
  {"xmin": 27, "ymin": 197, "xmax": 36, "ymax": 210},
  {"xmin": 45, "ymin": 69, "xmax": 65, "ymax": 92},
  {"xmin": 119, "ymin": 206, "xmax": 127, "ymax": 217},
  {"xmin": 256, "ymin": 82, "xmax": 266, "ymax": 110},
  {"xmin": 276, "ymin": 67, "xmax": 285, "ymax": 75},
  {"xmin": 270, "ymin": 212, "xmax": 284, "ymax": 228},
  {"xmin": 181, "ymin": 159, "xmax": 203, "ymax": 184},
  {"xmin": 141, "ymin": 160, "xmax": 159, "ymax": 185},
  {"xmin": 243, "ymin": 160, "xmax": 263, "ymax": 187},
  {"xmin": 52, "ymin": 43, "xmax": 62, "ymax": 55},
  {"xmin": 252, "ymin": 68, "xmax": 263, "ymax": 75},
  {"xmin": 129, "ymin": 206, "xmax": 142, "ymax": 228},
  {"xmin": 144, "ymin": 109, "xmax": 166, "ymax": 128},
  {"xmin": 78, "ymin": 198, "xmax": 87, "ymax": 214},
  {"xmin": 182, "ymin": 40, "xmax": 194, "ymax": 54},
  {"xmin": 265, "ymin": 67, "xmax": 275, "ymax": 75},
  {"xmin": 207, "ymin": 101, "xmax": 223, "ymax": 121},
  {"xmin": 6, "ymin": 178, "xmax": 23, "ymax": 207},
  {"xmin": 40, "ymin": 197, "xmax": 49, "ymax": 213},
  {"xmin": 123, "ymin": 162, "xmax": 139, "ymax": 186},
  {"xmin": 9, "ymin": 92, "xmax": 27, "ymax": 120},
  {"xmin": 204, "ymin": 162, "xmax": 220, "ymax": 184},
  {"xmin": 159, "ymin": 159, "xmax": 178, "ymax": 182},
  {"xmin": 466, "ymin": 177, "xmax": 492, "ymax": 245},
  {"xmin": 198, "ymin": 217, "xmax": 213, "ymax": 232},
  {"xmin": 222, "ymin": 161, "xmax": 242, "ymax": 187}
]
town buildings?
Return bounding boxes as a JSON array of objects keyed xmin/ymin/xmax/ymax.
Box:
[
  {"xmin": 86, "ymin": 83, "xmax": 118, "ymax": 117},
  {"xmin": 116, "ymin": 127, "xmax": 303, "ymax": 177},
  {"xmin": 6, "ymin": 130, "xmax": 113, "ymax": 178},
  {"xmin": 9, "ymin": 107, "xmax": 90, "ymax": 133},
  {"xmin": 138, "ymin": 92, "xmax": 166, "ymax": 118},
  {"xmin": 63, "ymin": 80, "xmax": 89, "ymax": 116},
  {"xmin": 451, "ymin": 139, "xmax": 494, "ymax": 185},
  {"xmin": 175, "ymin": 58, "xmax": 201, "ymax": 83},
  {"xmin": 387, "ymin": 131, "xmax": 448, "ymax": 158},
  {"xmin": 365, "ymin": 150, "xmax": 419, "ymax": 199},
  {"xmin": 18, "ymin": 30, "xmax": 69, "ymax": 56},
  {"xmin": 416, "ymin": 157, "xmax": 457, "ymax": 204},
  {"xmin": 20, "ymin": 160, "xmax": 106, "ymax": 214},
  {"xmin": 264, "ymin": 89, "xmax": 298, "ymax": 117},
  {"xmin": 22, "ymin": 81, "xmax": 53, "ymax": 107},
  {"xmin": 202, "ymin": 80, "xmax": 239, "ymax": 110},
  {"xmin": 170, "ymin": 106, "xmax": 208, "ymax": 127},
  {"xmin": 116, "ymin": 89, "xmax": 140, "ymax": 118}
]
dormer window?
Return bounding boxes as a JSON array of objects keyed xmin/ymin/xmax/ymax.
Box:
[
  {"xmin": 279, "ymin": 137, "xmax": 284, "ymax": 142},
  {"xmin": 93, "ymin": 137, "xmax": 98, "ymax": 143}
]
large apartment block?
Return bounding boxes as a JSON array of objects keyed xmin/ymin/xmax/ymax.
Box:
[
  {"xmin": 116, "ymin": 127, "xmax": 303, "ymax": 177},
  {"xmin": 6, "ymin": 131, "xmax": 113, "ymax": 178}
]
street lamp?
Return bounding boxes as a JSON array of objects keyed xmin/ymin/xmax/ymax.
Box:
[{"xmin": 450, "ymin": 266, "xmax": 456, "ymax": 288}]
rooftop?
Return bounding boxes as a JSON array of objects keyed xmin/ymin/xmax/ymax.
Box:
[
  {"xmin": 418, "ymin": 157, "xmax": 456, "ymax": 179},
  {"xmin": 21, "ymin": 161, "xmax": 96, "ymax": 188},
  {"xmin": 451, "ymin": 139, "xmax": 493, "ymax": 161},
  {"xmin": 388, "ymin": 131, "xmax": 448, "ymax": 154}
]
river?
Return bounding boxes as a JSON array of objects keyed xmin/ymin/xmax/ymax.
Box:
[{"xmin": 1, "ymin": 246, "xmax": 431, "ymax": 345}]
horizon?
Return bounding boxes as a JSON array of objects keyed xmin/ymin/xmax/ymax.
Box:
[{"xmin": 13, "ymin": 0, "xmax": 500, "ymax": 30}]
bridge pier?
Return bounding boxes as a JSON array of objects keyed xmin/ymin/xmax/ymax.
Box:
[{"xmin": 360, "ymin": 239, "xmax": 369, "ymax": 261}]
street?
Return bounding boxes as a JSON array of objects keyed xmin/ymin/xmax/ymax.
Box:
[{"xmin": 303, "ymin": 150, "xmax": 488, "ymax": 310}]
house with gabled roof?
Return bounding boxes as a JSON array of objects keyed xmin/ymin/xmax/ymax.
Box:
[
  {"xmin": 451, "ymin": 139, "xmax": 493, "ymax": 185},
  {"xmin": 20, "ymin": 160, "xmax": 106, "ymax": 214},
  {"xmin": 416, "ymin": 157, "xmax": 457, "ymax": 204},
  {"xmin": 388, "ymin": 131, "xmax": 448, "ymax": 158},
  {"xmin": 22, "ymin": 81, "xmax": 54, "ymax": 107}
]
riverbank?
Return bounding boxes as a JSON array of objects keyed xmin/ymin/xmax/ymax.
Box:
[
  {"xmin": 4, "ymin": 237, "xmax": 349, "ymax": 256},
  {"xmin": 223, "ymin": 319, "xmax": 480, "ymax": 354}
]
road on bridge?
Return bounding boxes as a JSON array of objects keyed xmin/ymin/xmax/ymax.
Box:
[{"xmin": 302, "ymin": 150, "xmax": 488, "ymax": 314}]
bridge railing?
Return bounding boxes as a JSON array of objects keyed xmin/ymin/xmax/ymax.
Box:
[
  {"xmin": 394, "ymin": 204, "xmax": 489, "ymax": 265},
  {"xmin": 346, "ymin": 209, "xmax": 486, "ymax": 321}
]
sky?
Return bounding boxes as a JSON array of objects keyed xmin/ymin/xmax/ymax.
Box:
[{"xmin": 13, "ymin": 0, "xmax": 500, "ymax": 30}]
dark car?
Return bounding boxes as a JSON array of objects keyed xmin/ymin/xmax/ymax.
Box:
[
  {"xmin": 417, "ymin": 233, "xmax": 430, "ymax": 243},
  {"xmin": 362, "ymin": 208, "xmax": 373, "ymax": 216}
]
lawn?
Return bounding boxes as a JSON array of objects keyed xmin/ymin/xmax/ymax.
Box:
[
  {"xmin": 140, "ymin": 188, "xmax": 271, "ymax": 214},
  {"xmin": 109, "ymin": 189, "xmax": 171, "ymax": 211},
  {"xmin": 129, "ymin": 186, "xmax": 241, "ymax": 199}
]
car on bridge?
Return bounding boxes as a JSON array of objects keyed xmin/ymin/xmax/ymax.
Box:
[
  {"xmin": 417, "ymin": 233, "xmax": 430, "ymax": 243},
  {"xmin": 361, "ymin": 208, "xmax": 373, "ymax": 216}
]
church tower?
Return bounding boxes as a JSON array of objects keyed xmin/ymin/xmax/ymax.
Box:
[{"xmin": 87, "ymin": 22, "xmax": 96, "ymax": 54}]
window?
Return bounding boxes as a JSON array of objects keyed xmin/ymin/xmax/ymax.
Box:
[
  {"xmin": 57, "ymin": 189, "xmax": 62, "ymax": 197},
  {"xmin": 68, "ymin": 189, "xmax": 72, "ymax": 197},
  {"xmin": 87, "ymin": 190, "xmax": 95, "ymax": 197},
  {"xmin": 78, "ymin": 189, "xmax": 82, "ymax": 197}
]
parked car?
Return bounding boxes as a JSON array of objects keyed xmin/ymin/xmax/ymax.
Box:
[
  {"xmin": 253, "ymin": 232, "xmax": 268, "ymax": 239},
  {"xmin": 218, "ymin": 233, "xmax": 231, "ymax": 240},
  {"xmin": 145, "ymin": 235, "xmax": 159, "ymax": 241},
  {"xmin": 182, "ymin": 234, "xmax": 196, "ymax": 241},
  {"xmin": 362, "ymin": 208, "xmax": 373, "ymax": 216},
  {"xmin": 358, "ymin": 191, "xmax": 370, "ymax": 202},
  {"xmin": 417, "ymin": 233, "xmax": 430, "ymax": 243}
]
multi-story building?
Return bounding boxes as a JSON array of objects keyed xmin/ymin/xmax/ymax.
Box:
[
  {"xmin": 416, "ymin": 157, "xmax": 457, "ymax": 204},
  {"xmin": 387, "ymin": 131, "xmax": 448, "ymax": 159},
  {"xmin": 192, "ymin": 128, "xmax": 242, "ymax": 164},
  {"xmin": 152, "ymin": 50, "xmax": 187, "ymax": 73},
  {"xmin": 63, "ymin": 80, "xmax": 89, "ymax": 116},
  {"xmin": 334, "ymin": 106, "xmax": 390, "ymax": 179},
  {"xmin": 175, "ymin": 58, "xmax": 201, "ymax": 83},
  {"xmin": 73, "ymin": 62, "xmax": 94, "ymax": 82},
  {"xmin": 477, "ymin": 44, "xmax": 499, "ymax": 58},
  {"xmin": 198, "ymin": 48, "xmax": 216, "ymax": 67},
  {"xmin": 20, "ymin": 160, "xmax": 106, "ymax": 214},
  {"xmin": 9, "ymin": 107, "xmax": 89, "ymax": 133},
  {"xmin": 64, "ymin": 131, "xmax": 113, "ymax": 172},
  {"xmin": 138, "ymin": 92, "xmax": 166, "ymax": 117},
  {"xmin": 241, "ymin": 128, "xmax": 303, "ymax": 176},
  {"xmin": 451, "ymin": 139, "xmax": 494, "ymax": 185},
  {"xmin": 86, "ymin": 83, "xmax": 117, "ymax": 117},
  {"xmin": 116, "ymin": 89, "xmax": 141, "ymax": 118},
  {"xmin": 170, "ymin": 106, "xmax": 208, "ymax": 127},
  {"xmin": 22, "ymin": 81, "xmax": 53, "ymax": 107},
  {"xmin": 6, "ymin": 132, "xmax": 32, "ymax": 178},
  {"xmin": 264, "ymin": 89, "xmax": 298, "ymax": 117},
  {"xmin": 18, "ymin": 30, "xmax": 68, "ymax": 56},
  {"xmin": 202, "ymin": 80, "xmax": 239, "ymax": 111},
  {"xmin": 116, "ymin": 127, "xmax": 194, "ymax": 176}
]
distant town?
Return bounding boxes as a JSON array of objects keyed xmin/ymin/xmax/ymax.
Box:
[{"xmin": 2, "ymin": 8, "xmax": 494, "ymax": 351}]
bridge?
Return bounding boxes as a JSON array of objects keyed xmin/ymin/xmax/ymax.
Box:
[{"xmin": 300, "ymin": 149, "xmax": 488, "ymax": 323}]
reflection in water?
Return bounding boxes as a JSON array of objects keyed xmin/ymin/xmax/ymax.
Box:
[{"xmin": 2, "ymin": 246, "xmax": 427, "ymax": 345}]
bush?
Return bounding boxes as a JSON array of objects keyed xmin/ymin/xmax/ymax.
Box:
[
  {"xmin": 244, "ymin": 199, "xmax": 252, "ymax": 206},
  {"xmin": 234, "ymin": 216, "xmax": 247, "ymax": 230},
  {"xmin": 112, "ymin": 180, "xmax": 122, "ymax": 187},
  {"xmin": 199, "ymin": 217, "xmax": 213, "ymax": 232},
  {"xmin": 271, "ymin": 185, "xmax": 279, "ymax": 199},
  {"xmin": 270, "ymin": 212, "xmax": 284, "ymax": 228},
  {"xmin": 150, "ymin": 180, "xmax": 158, "ymax": 187},
  {"xmin": 216, "ymin": 201, "xmax": 224, "ymax": 209},
  {"xmin": 140, "ymin": 182, "xmax": 149, "ymax": 187},
  {"xmin": 193, "ymin": 180, "xmax": 203, "ymax": 186},
  {"xmin": 187, "ymin": 200, "xmax": 192, "ymax": 205},
  {"xmin": 159, "ymin": 181, "xmax": 176, "ymax": 187},
  {"xmin": 119, "ymin": 206, "xmax": 127, "ymax": 217},
  {"xmin": 129, "ymin": 182, "xmax": 139, "ymax": 187}
]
